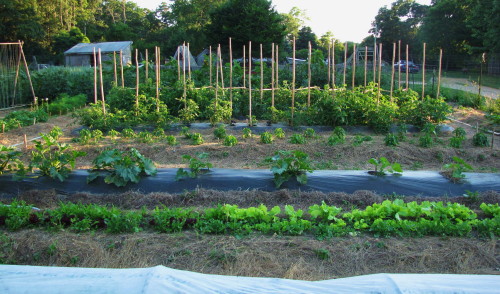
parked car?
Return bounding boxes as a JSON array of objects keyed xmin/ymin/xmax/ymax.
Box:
[{"xmin": 393, "ymin": 60, "xmax": 419, "ymax": 73}]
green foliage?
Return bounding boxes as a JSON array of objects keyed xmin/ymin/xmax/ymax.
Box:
[
  {"xmin": 166, "ymin": 135, "xmax": 177, "ymax": 146},
  {"xmin": 289, "ymin": 133, "xmax": 306, "ymax": 144},
  {"xmin": 260, "ymin": 132, "xmax": 274, "ymax": 144},
  {"xmin": 273, "ymin": 128, "xmax": 285, "ymax": 139},
  {"xmin": 178, "ymin": 99, "xmax": 200, "ymax": 124},
  {"xmin": 303, "ymin": 128, "xmax": 317, "ymax": 138},
  {"xmin": 152, "ymin": 128, "xmax": 166, "ymax": 139},
  {"xmin": 223, "ymin": 135, "xmax": 238, "ymax": 147},
  {"xmin": 176, "ymin": 152, "xmax": 213, "ymax": 180},
  {"xmin": 368, "ymin": 157, "xmax": 403, "ymax": 176},
  {"xmin": 107, "ymin": 129, "xmax": 120, "ymax": 140},
  {"xmin": 74, "ymin": 129, "xmax": 102, "ymax": 145},
  {"xmin": 453, "ymin": 127, "xmax": 466, "ymax": 139},
  {"xmin": 190, "ymin": 133, "xmax": 204, "ymax": 145},
  {"xmin": 137, "ymin": 131, "xmax": 155, "ymax": 144},
  {"xmin": 213, "ymin": 125, "xmax": 227, "ymax": 139},
  {"xmin": 88, "ymin": 148, "xmax": 157, "ymax": 187},
  {"xmin": 443, "ymin": 156, "xmax": 473, "ymax": 182},
  {"xmin": 207, "ymin": 100, "xmax": 232, "ymax": 126},
  {"xmin": 30, "ymin": 129, "xmax": 86, "ymax": 182},
  {"xmin": 327, "ymin": 127, "xmax": 346, "ymax": 146},
  {"xmin": 449, "ymin": 136, "xmax": 464, "ymax": 149},
  {"xmin": 121, "ymin": 128, "xmax": 136, "ymax": 138},
  {"xmin": 265, "ymin": 150, "xmax": 314, "ymax": 188},
  {"xmin": 472, "ymin": 132, "xmax": 489, "ymax": 147},
  {"xmin": 352, "ymin": 135, "xmax": 372, "ymax": 146},
  {"xmin": 0, "ymin": 145, "xmax": 23, "ymax": 175},
  {"xmin": 47, "ymin": 94, "xmax": 87, "ymax": 115},
  {"xmin": 419, "ymin": 134, "xmax": 434, "ymax": 148},
  {"xmin": 384, "ymin": 133, "xmax": 399, "ymax": 147},
  {"xmin": 242, "ymin": 128, "xmax": 252, "ymax": 139},
  {"xmin": 3, "ymin": 109, "xmax": 48, "ymax": 128}
]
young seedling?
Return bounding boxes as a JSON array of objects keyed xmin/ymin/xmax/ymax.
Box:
[
  {"xmin": 368, "ymin": 157, "xmax": 403, "ymax": 176},
  {"xmin": 264, "ymin": 150, "xmax": 314, "ymax": 188},
  {"xmin": 176, "ymin": 152, "xmax": 213, "ymax": 180},
  {"xmin": 443, "ymin": 156, "xmax": 473, "ymax": 183}
]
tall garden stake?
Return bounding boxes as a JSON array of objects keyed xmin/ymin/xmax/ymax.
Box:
[
  {"xmin": 292, "ymin": 37, "xmax": 296, "ymax": 124},
  {"xmin": 390, "ymin": 43, "xmax": 396, "ymax": 102},
  {"xmin": 343, "ymin": 42, "xmax": 347, "ymax": 86},
  {"xmin": 98, "ymin": 49, "xmax": 106, "ymax": 115},
  {"xmin": 308, "ymin": 41, "xmax": 311, "ymax": 107},
  {"xmin": 113, "ymin": 51, "xmax": 117, "ymax": 86},
  {"xmin": 135, "ymin": 48, "xmax": 139, "ymax": 109},
  {"xmin": 364, "ymin": 46, "xmax": 368, "ymax": 87},
  {"xmin": 260, "ymin": 43, "xmax": 264, "ymax": 102},
  {"xmin": 352, "ymin": 44, "xmax": 356, "ymax": 88},
  {"xmin": 120, "ymin": 50, "xmax": 124, "ymax": 88},
  {"xmin": 422, "ymin": 43, "xmax": 426, "ymax": 99},
  {"xmin": 229, "ymin": 38, "xmax": 233, "ymax": 111},
  {"xmin": 437, "ymin": 48, "xmax": 442, "ymax": 99},
  {"xmin": 406, "ymin": 44, "xmax": 409, "ymax": 90},
  {"xmin": 248, "ymin": 41, "xmax": 252, "ymax": 126},
  {"xmin": 93, "ymin": 47, "xmax": 97, "ymax": 103},
  {"xmin": 377, "ymin": 43, "xmax": 382, "ymax": 104},
  {"xmin": 271, "ymin": 42, "xmax": 275, "ymax": 108}
]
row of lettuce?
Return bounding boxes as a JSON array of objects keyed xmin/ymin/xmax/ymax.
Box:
[{"xmin": 0, "ymin": 200, "xmax": 498, "ymax": 239}]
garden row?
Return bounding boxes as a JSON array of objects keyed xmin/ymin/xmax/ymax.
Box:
[{"xmin": 1, "ymin": 200, "xmax": 498, "ymax": 239}]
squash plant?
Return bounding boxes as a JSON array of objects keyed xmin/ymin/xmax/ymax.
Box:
[
  {"xmin": 176, "ymin": 152, "xmax": 213, "ymax": 180},
  {"xmin": 265, "ymin": 150, "xmax": 314, "ymax": 188},
  {"xmin": 87, "ymin": 148, "xmax": 157, "ymax": 187},
  {"xmin": 368, "ymin": 157, "xmax": 402, "ymax": 176},
  {"xmin": 0, "ymin": 145, "xmax": 23, "ymax": 175}
]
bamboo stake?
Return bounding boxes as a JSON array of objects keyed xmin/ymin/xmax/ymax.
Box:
[
  {"xmin": 327, "ymin": 42, "xmax": 331, "ymax": 85},
  {"xmin": 390, "ymin": 43, "xmax": 396, "ymax": 101},
  {"xmin": 292, "ymin": 37, "xmax": 296, "ymax": 124},
  {"xmin": 437, "ymin": 48, "xmax": 442, "ymax": 99},
  {"xmin": 422, "ymin": 42, "xmax": 426, "ymax": 99},
  {"xmin": 398, "ymin": 40, "xmax": 401, "ymax": 89},
  {"xmin": 177, "ymin": 46, "xmax": 181, "ymax": 81},
  {"xmin": 351, "ymin": 44, "xmax": 356, "ymax": 88},
  {"xmin": 135, "ymin": 48, "xmax": 139, "ymax": 109},
  {"xmin": 218, "ymin": 44, "xmax": 224, "ymax": 88},
  {"xmin": 229, "ymin": 38, "xmax": 233, "ymax": 111},
  {"xmin": 307, "ymin": 41, "xmax": 312, "ymax": 107},
  {"xmin": 145, "ymin": 49, "xmax": 148, "ymax": 81},
  {"xmin": 19, "ymin": 42, "xmax": 36, "ymax": 104},
  {"xmin": 188, "ymin": 43, "xmax": 191, "ymax": 80},
  {"xmin": 271, "ymin": 42, "xmax": 275, "ymax": 108},
  {"xmin": 113, "ymin": 51, "xmax": 117, "ymax": 86},
  {"xmin": 156, "ymin": 46, "xmax": 160, "ymax": 112},
  {"xmin": 215, "ymin": 44, "xmax": 219, "ymax": 106},
  {"xmin": 209, "ymin": 46, "xmax": 212, "ymax": 86},
  {"xmin": 23, "ymin": 134, "xmax": 28, "ymax": 150},
  {"xmin": 275, "ymin": 44, "xmax": 279, "ymax": 89},
  {"xmin": 120, "ymin": 50, "xmax": 124, "ymax": 88},
  {"xmin": 11, "ymin": 44, "xmax": 22, "ymax": 106},
  {"xmin": 364, "ymin": 46, "xmax": 368, "ymax": 87},
  {"xmin": 93, "ymin": 47, "xmax": 97, "ymax": 103},
  {"xmin": 373, "ymin": 42, "xmax": 377, "ymax": 83},
  {"xmin": 331, "ymin": 39, "xmax": 335, "ymax": 93},
  {"xmin": 248, "ymin": 42, "xmax": 252, "ymax": 126},
  {"xmin": 377, "ymin": 43, "xmax": 382, "ymax": 104},
  {"xmin": 183, "ymin": 44, "xmax": 187, "ymax": 107},
  {"xmin": 343, "ymin": 42, "xmax": 347, "ymax": 86},
  {"xmin": 406, "ymin": 44, "xmax": 409, "ymax": 90},
  {"xmin": 260, "ymin": 43, "xmax": 264, "ymax": 102},
  {"xmin": 98, "ymin": 49, "xmax": 106, "ymax": 115},
  {"xmin": 243, "ymin": 45, "xmax": 246, "ymax": 88}
]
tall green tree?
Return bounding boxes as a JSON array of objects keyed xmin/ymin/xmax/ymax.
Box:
[
  {"xmin": 296, "ymin": 26, "xmax": 317, "ymax": 51},
  {"xmin": 206, "ymin": 0, "xmax": 286, "ymax": 56},
  {"xmin": 466, "ymin": 0, "xmax": 500, "ymax": 53}
]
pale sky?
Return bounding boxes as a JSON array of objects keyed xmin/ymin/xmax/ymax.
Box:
[{"xmin": 131, "ymin": 0, "xmax": 432, "ymax": 43}]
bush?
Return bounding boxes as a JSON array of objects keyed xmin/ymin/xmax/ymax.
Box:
[
  {"xmin": 191, "ymin": 133, "xmax": 204, "ymax": 145},
  {"xmin": 213, "ymin": 125, "xmax": 227, "ymax": 139},
  {"xmin": 289, "ymin": 134, "xmax": 306, "ymax": 144},
  {"xmin": 47, "ymin": 94, "xmax": 87, "ymax": 115},
  {"xmin": 274, "ymin": 128, "xmax": 285, "ymax": 139},
  {"xmin": 223, "ymin": 135, "xmax": 238, "ymax": 146},
  {"xmin": 242, "ymin": 128, "xmax": 252, "ymax": 138},
  {"xmin": 260, "ymin": 132, "xmax": 274, "ymax": 144},
  {"xmin": 472, "ymin": 132, "xmax": 489, "ymax": 147},
  {"xmin": 384, "ymin": 133, "xmax": 399, "ymax": 147}
]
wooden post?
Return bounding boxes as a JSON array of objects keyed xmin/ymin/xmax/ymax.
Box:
[
  {"xmin": 343, "ymin": 42, "xmax": 347, "ymax": 86},
  {"xmin": 292, "ymin": 37, "xmax": 296, "ymax": 124},
  {"xmin": 135, "ymin": 49, "xmax": 139, "ymax": 109},
  {"xmin": 229, "ymin": 38, "xmax": 233, "ymax": 111},
  {"xmin": 243, "ymin": 45, "xmax": 246, "ymax": 88},
  {"xmin": 377, "ymin": 43, "xmax": 382, "ymax": 104},
  {"xmin": 307, "ymin": 41, "xmax": 312, "ymax": 107},
  {"xmin": 209, "ymin": 46, "xmax": 212, "ymax": 86},
  {"xmin": 406, "ymin": 44, "xmax": 409, "ymax": 90},
  {"xmin": 215, "ymin": 44, "xmax": 219, "ymax": 106},
  {"xmin": 145, "ymin": 49, "xmax": 148, "ymax": 81},
  {"xmin": 437, "ymin": 48, "xmax": 442, "ymax": 99},
  {"xmin": 11, "ymin": 43, "xmax": 22, "ymax": 106},
  {"xmin": 271, "ymin": 42, "xmax": 275, "ymax": 108},
  {"xmin": 188, "ymin": 43, "xmax": 191, "ymax": 80},
  {"xmin": 364, "ymin": 46, "xmax": 368, "ymax": 87},
  {"xmin": 98, "ymin": 49, "xmax": 106, "ymax": 115},
  {"xmin": 390, "ymin": 43, "xmax": 396, "ymax": 101},
  {"xmin": 183, "ymin": 44, "xmax": 187, "ymax": 107},
  {"xmin": 422, "ymin": 42, "xmax": 426, "ymax": 99},
  {"xmin": 398, "ymin": 40, "xmax": 401, "ymax": 89},
  {"xmin": 248, "ymin": 42, "xmax": 252, "ymax": 126},
  {"xmin": 93, "ymin": 47, "xmax": 97, "ymax": 103},
  {"xmin": 156, "ymin": 46, "xmax": 160, "ymax": 112},
  {"xmin": 23, "ymin": 134, "xmax": 28, "ymax": 150},
  {"xmin": 218, "ymin": 44, "xmax": 224, "ymax": 88},
  {"xmin": 18, "ymin": 42, "xmax": 36, "ymax": 105},
  {"xmin": 260, "ymin": 43, "xmax": 264, "ymax": 102},
  {"xmin": 351, "ymin": 44, "xmax": 356, "ymax": 88},
  {"xmin": 373, "ymin": 42, "xmax": 377, "ymax": 83},
  {"xmin": 275, "ymin": 44, "xmax": 279, "ymax": 90},
  {"xmin": 479, "ymin": 53, "xmax": 485, "ymax": 99},
  {"xmin": 120, "ymin": 50, "xmax": 124, "ymax": 88},
  {"xmin": 331, "ymin": 39, "xmax": 335, "ymax": 93},
  {"xmin": 177, "ymin": 46, "xmax": 181, "ymax": 81},
  {"xmin": 2, "ymin": 123, "xmax": 4, "ymax": 133},
  {"xmin": 113, "ymin": 51, "xmax": 117, "ymax": 86},
  {"xmin": 327, "ymin": 42, "xmax": 331, "ymax": 85}
]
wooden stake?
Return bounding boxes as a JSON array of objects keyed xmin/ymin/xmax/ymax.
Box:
[
  {"xmin": 188, "ymin": 43, "xmax": 191, "ymax": 80},
  {"xmin": 18, "ymin": 41, "xmax": 36, "ymax": 105},
  {"xmin": 308, "ymin": 41, "xmax": 312, "ymax": 107},
  {"xmin": 145, "ymin": 49, "xmax": 149, "ymax": 81},
  {"xmin": 183, "ymin": 44, "xmax": 186, "ymax": 107},
  {"xmin": 373, "ymin": 42, "xmax": 377, "ymax": 83},
  {"xmin": 11, "ymin": 43, "xmax": 22, "ymax": 106},
  {"xmin": 215, "ymin": 44, "xmax": 219, "ymax": 106},
  {"xmin": 352, "ymin": 44, "xmax": 356, "ymax": 88},
  {"xmin": 377, "ymin": 43, "xmax": 382, "ymax": 104},
  {"xmin": 275, "ymin": 44, "xmax": 279, "ymax": 90},
  {"xmin": 343, "ymin": 42, "xmax": 347, "ymax": 86},
  {"xmin": 406, "ymin": 44, "xmax": 409, "ymax": 90},
  {"xmin": 390, "ymin": 42, "xmax": 396, "ymax": 101},
  {"xmin": 229, "ymin": 38, "xmax": 233, "ymax": 111},
  {"xmin": 364, "ymin": 46, "xmax": 368, "ymax": 87},
  {"xmin": 260, "ymin": 43, "xmax": 264, "ymax": 102},
  {"xmin": 422, "ymin": 42, "xmax": 426, "ymax": 99},
  {"xmin": 218, "ymin": 44, "xmax": 224, "ymax": 88},
  {"xmin": 248, "ymin": 42, "xmax": 252, "ymax": 126},
  {"xmin": 177, "ymin": 46, "xmax": 181, "ymax": 81},
  {"xmin": 2, "ymin": 123, "xmax": 4, "ymax": 133},
  {"xmin": 120, "ymin": 50, "xmax": 124, "ymax": 88},
  {"xmin": 113, "ymin": 51, "xmax": 117, "ymax": 86},
  {"xmin": 98, "ymin": 49, "xmax": 106, "ymax": 115},
  {"xmin": 331, "ymin": 40, "xmax": 335, "ymax": 93},
  {"xmin": 209, "ymin": 46, "xmax": 212, "ymax": 86},
  {"xmin": 327, "ymin": 42, "xmax": 331, "ymax": 85},
  {"xmin": 93, "ymin": 47, "xmax": 97, "ymax": 103},
  {"xmin": 437, "ymin": 48, "xmax": 443, "ymax": 99},
  {"xmin": 23, "ymin": 134, "xmax": 28, "ymax": 150},
  {"xmin": 292, "ymin": 37, "xmax": 296, "ymax": 124},
  {"xmin": 135, "ymin": 48, "xmax": 139, "ymax": 109},
  {"xmin": 271, "ymin": 42, "xmax": 275, "ymax": 108},
  {"xmin": 398, "ymin": 40, "xmax": 401, "ymax": 89},
  {"xmin": 243, "ymin": 45, "xmax": 246, "ymax": 88},
  {"xmin": 156, "ymin": 46, "xmax": 160, "ymax": 112}
]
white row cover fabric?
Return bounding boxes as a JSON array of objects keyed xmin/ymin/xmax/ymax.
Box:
[{"xmin": 0, "ymin": 265, "xmax": 498, "ymax": 294}]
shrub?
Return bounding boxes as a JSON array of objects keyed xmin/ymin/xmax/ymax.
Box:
[
  {"xmin": 449, "ymin": 136, "xmax": 464, "ymax": 148},
  {"xmin": 121, "ymin": 128, "xmax": 136, "ymax": 138},
  {"xmin": 472, "ymin": 132, "xmax": 489, "ymax": 147},
  {"xmin": 384, "ymin": 133, "xmax": 399, "ymax": 147},
  {"xmin": 191, "ymin": 133, "xmax": 204, "ymax": 145},
  {"xmin": 166, "ymin": 135, "xmax": 177, "ymax": 145},
  {"xmin": 213, "ymin": 125, "xmax": 227, "ymax": 139},
  {"xmin": 223, "ymin": 135, "xmax": 238, "ymax": 146},
  {"xmin": 289, "ymin": 134, "xmax": 306, "ymax": 144},
  {"xmin": 242, "ymin": 128, "xmax": 252, "ymax": 138},
  {"xmin": 274, "ymin": 128, "xmax": 285, "ymax": 139},
  {"xmin": 303, "ymin": 128, "xmax": 317, "ymax": 138},
  {"xmin": 260, "ymin": 132, "xmax": 274, "ymax": 144}
]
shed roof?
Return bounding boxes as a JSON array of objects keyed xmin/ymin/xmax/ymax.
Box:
[{"xmin": 64, "ymin": 41, "xmax": 133, "ymax": 55}]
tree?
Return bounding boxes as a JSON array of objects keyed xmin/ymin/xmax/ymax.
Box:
[
  {"xmin": 466, "ymin": 0, "xmax": 500, "ymax": 53},
  {"xmin": 281, "ymin": 7, "xmax": 309, "ymax": 42},
  {"xmin": 206, "ymin": 0, "xmax": 286, "ymax": 56},
  {"xmin": 296, "ymin": 26, "xmax": 317, "ymax": 51}
]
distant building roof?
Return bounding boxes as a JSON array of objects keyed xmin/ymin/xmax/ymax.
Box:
[{"xmin": 64, "ymin": 41, "xmax": 133, "ymax": 55}]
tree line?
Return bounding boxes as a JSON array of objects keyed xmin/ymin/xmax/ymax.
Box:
[{"xmin": 0, "ymin": 0, "xmax": 497, "ymax": 69}]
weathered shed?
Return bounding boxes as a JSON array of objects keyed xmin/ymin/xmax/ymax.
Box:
[{"xmin": 64, "ymin": 41, "xmax": 133, "ymax": 66}]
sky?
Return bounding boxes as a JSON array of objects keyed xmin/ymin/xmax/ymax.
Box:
[{"xmin": 131, "ymin": 0, "xmax": 432, "ymax": 43}]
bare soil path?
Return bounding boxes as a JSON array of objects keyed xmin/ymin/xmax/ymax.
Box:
[{"xmin": 441, "ymin": 77, "xmax": 500, "ymax": 99}]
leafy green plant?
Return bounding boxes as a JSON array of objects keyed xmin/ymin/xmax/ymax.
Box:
[
  {"xmin": 0, "ymin": 145, "xmax": 23, "ymax": 175},
  {"xmin": 260, "ymin": 132, "xmax": 274, "ymax": 144},
  {"xmin": 30, "ymin": 130, "xmax": 86, "ymax": 182},
  {"xmin": 213, "ymin": 125, "xmax": 227, "ymax": 139},
  {"xmin": 453, "ymin": 127, "xmax": 466, "ymax": 139},
  {"xmin": 274, "ymin": 128, "xmax": 285, "ymax": 139},
  {"xmin": 152, "ymin": 128, "xmax": 166, "ymax": 139},
  {"xmin": 449, "ymin": 136, "xmax": 464, "ymax": 148},
  {"xmin": 472, "ymin": 132, "xmax": 489, "ymax": 147},
  {"xmin": 368, "ymin": 157, "xmax": 403, "ymax": 176},
  {"xmin": 419, "ymin": 134, "xmax": 434, "ymax": 148},
  {"xmin": 180, "ymin": 126, "xmax": 192, "ymax": 138},
  {"xmin": 107, "ymin": 129, "xmax": 120, "ymax": 140},
  {"xmin": 327, "ymin": 127, "xmax": 346, "ymax": 146},
  {"xmin": 137, "ymin": 131, "xmax": 155, "ymax": 143},
  {"xmin": 395, "ymin": 123, "xmax": 408, "ymax": 141},
  {"xmin": 289, "ymin": 133, "xmax": 306, "ymax": 144},
  {"xmin": 303, "ymin": 128, "xmax": 317, "ymax": 138},
  {"xmin": 121, "ymin": 128, "xmax": 136, "ymax": 138},
  {"xmin": 223, "ymin": 135, "xmax": 238, "ymax": 146},
  {"xmin": 443, "ymin": 156, "xmax": 473, "ymax": 182},
  {"xmin": 176, "ymin": 152, "xmax": 213, "ymax": 180},
  {"xmin": 264, "ymin": 150, "xmax": 314, "ymax": 188},
  {"xmin": 384, "ymin": 133, "xmax": 399, "ymax": 147},
  {"xmin": 178, "ymin": 98, "xmax": 200, "ymax": 125},
  {"xmin": 190, "ymin": 133, "xmax": 204, "ymax": 145},
  {"xmin": 352, "ymin": 135, "xmax": 372, "ymax": 146},
  {"xmin": 87, "ymin": 148, "xmax": 157, "ymax": 187},
  {"xmin": 166, "ymin": 135, "xmax": 177, "ymax": 145},
  {"xmin": 242, "ymin": 128, "xmax": 252, "ymax": 138}
]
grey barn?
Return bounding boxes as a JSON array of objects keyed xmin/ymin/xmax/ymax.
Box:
[{"xmin": 64, "ymin": 41, "xmax": 133, "ymax": 66}]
